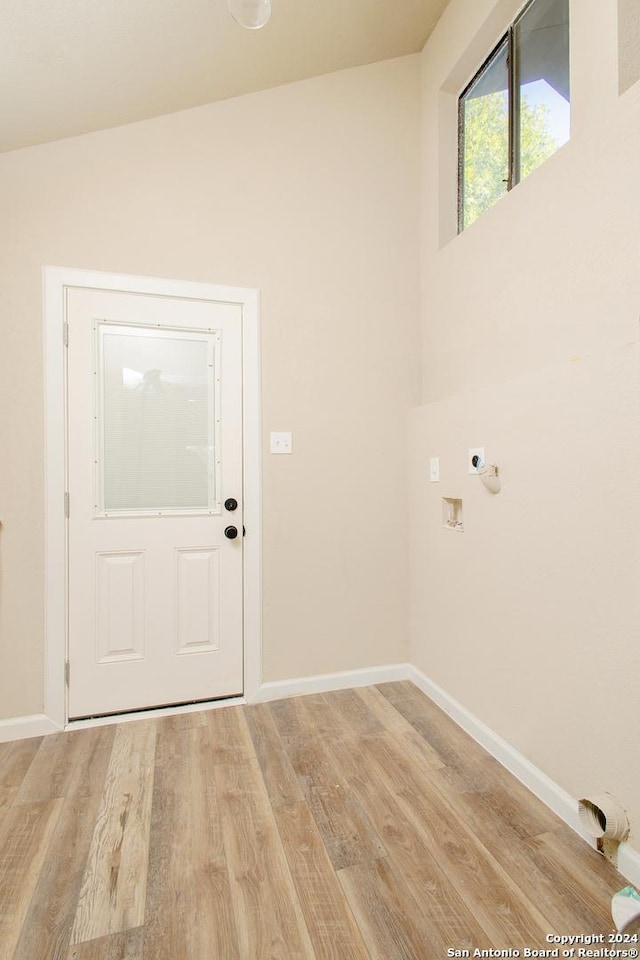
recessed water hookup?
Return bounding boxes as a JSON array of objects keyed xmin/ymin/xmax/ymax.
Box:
[
  {"xmin": 442, "ymin": 498, "xmax": 463, "ymax": 532},
  {"xmin": 578, "ymin": 792, "xmax": 630, "ymax": 865}
]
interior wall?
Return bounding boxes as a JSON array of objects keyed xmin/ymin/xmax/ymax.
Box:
[
  {"xmin": 0, "ymin": 55, "xmax": 421, "ymax": 720},
  {"xmin": 413, "ymin": 0, "xmax": 640, "ymax": 853},
  {"xmin": 619, "ymin": 0, "xmax": 640, "ymax": 94}
]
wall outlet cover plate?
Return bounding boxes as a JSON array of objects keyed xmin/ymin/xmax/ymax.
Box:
[
  {"xmin": 468, "ymin": 447, "xmax": 485, "ymax": 474},
  {"xmin": 270, "ymin": 431, "xmax": 292, "ymax": 454}
]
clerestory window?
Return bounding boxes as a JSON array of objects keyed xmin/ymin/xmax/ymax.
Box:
[{"xmin": 458, "ymin": 0, "xmax": 570, "ymax": 232}]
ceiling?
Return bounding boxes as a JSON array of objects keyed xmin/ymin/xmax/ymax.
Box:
[{"xmin": 1, "ymin": 0, "xmax": 451, "ymax": 154}]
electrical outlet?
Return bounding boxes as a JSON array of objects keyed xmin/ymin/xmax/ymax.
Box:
[
  {"xmin": 429, "ymin": 457, "xmax": 440, "ymax": 482},
  {"xmin": 468, "ymin": 447, "xmax": 485, "ymax": 474}
]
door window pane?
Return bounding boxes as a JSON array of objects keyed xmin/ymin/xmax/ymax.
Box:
[
  {"xmin": 459, "ymin": 38, "xmax": 509, "ymax": 231},
  {"xmin": 99, "ymin": 325, "xmax": 217, "ymax": 513},
  {"xmin": 515, "ymin": 0, "xmax": 570, "ymax": 182}
]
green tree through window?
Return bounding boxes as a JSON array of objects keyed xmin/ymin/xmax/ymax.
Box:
[
  {"xmin": 462, "ymin": 92, "xmax": 558, "ymax": 230},
  {"xmin": 458, "ymin": 0, "xmax": 570, "ymax": 232}
]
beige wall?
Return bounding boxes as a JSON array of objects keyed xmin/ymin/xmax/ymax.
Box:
[
  {"xmin": 619, "ymin": 0, "xmax": 640, "ymax": 94},
  {"xmin": 0, "ymin": 56, "xmax": 421, "ymax": 719},
  {"xmin": 413, "ymin": 0, "xmax": 640, "ymax": 852}
]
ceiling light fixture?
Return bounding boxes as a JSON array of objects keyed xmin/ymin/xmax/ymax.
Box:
[{"xmin": 228, "ymin": 0, "xmax": 272, "ymax": 29}]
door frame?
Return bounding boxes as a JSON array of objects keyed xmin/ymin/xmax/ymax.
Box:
[{"xmin": 43, "ymin": 266, "xmax": 262, "ymax": 728}]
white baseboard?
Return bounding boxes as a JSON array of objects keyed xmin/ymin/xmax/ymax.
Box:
[
  {"xmin": 616, "ymin": 845, "xmax": 640, "ymax": 890},
  {"xmin": 407, "ymin": 665, "xmax": 585, "ymax": 835},
  {"xmin": 0, "ymin": 713, "xmax": 62, "ymax": 743},
  {"xmin": 251, "ymin": 662, "xmax": 410, "ymax": 703},
  {"xmin": 407, "ymin": 665, "xmax": 640, "ymax": 889}
]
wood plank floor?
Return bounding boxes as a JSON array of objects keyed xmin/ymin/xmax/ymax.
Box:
[{"xmin": 0, "ymin": 682, "xmax": 627, "ymax": 959}]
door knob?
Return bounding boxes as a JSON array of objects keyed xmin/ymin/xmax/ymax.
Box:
[
  {"xmin": 224, "ymin": 498, "xmax": 238, "ymax": 512},
  {"xmin": 224, "ymin": 525, "xmax": 239, "ymax": 540}
]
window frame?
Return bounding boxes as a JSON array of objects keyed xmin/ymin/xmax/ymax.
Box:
[{"xmin": 457, "ymin": 0, "xmax": 567, "ymax": 234}]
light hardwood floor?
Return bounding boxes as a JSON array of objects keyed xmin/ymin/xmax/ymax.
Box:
[{"xmin": 0, "ymin": 682, "xmax": 627, "ymax": 959}]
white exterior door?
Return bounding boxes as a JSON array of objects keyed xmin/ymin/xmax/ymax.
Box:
[{"xmin": 66, "ymin": 286, "xmax": 244, "ymax": 718}]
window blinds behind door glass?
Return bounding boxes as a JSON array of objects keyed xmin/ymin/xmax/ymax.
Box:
[{"xmin": 100, "ymin": 328, "xmax": 216, "ymax": 513}]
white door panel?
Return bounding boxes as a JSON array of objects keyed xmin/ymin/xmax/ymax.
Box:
[{"xmin": 67, "ymin": 287, "xmax": 243, "ymax": 718}]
